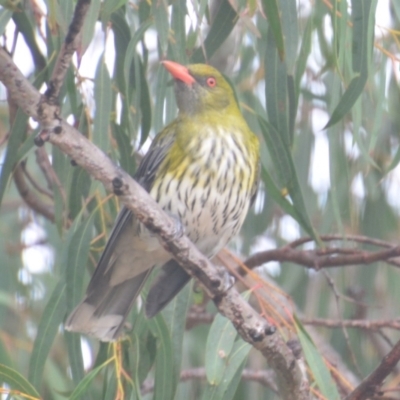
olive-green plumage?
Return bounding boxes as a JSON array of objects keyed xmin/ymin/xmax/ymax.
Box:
[{"xmin": 65, "ymin": 61, "xmax": 260, "ymax": 341}]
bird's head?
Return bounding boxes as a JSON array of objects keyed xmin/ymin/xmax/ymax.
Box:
[{"xmin": 162, "ymin": 61, "xmax": 238, "ymax": 116}]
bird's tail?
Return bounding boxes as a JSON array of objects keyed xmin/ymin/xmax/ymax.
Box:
[
  {"xmin": 65, "ymin": 268, "xmax": 153, "ymax": 341},
  {"xmin": 145, "ymin": 260, "xmax": 191, "ymax": 318}
]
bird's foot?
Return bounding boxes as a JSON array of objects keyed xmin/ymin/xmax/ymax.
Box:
[
  {"xmin": 165, "ymin": 211, "xmax": 185, "ymax": 238},
  {"xmin": 215, "ymin": 264, "xmax": 235, "ymax": 292}
]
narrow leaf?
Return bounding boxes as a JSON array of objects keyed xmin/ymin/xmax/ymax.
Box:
[
  {"xmin": 162, "ymin": 283, "xmax": 191, "ymax": 388},
  {"xmin": 259, "ymin": 117, "xmax": 318, "ymax": 241},
  {"xmin": 170, "ymin": 0, "xmax": 188, "ymax": 63},
  {"xmin": 279, "ymin": 0, "xmax": 298, "ymax": 74},
  {"xmin": 261, "ymin": 0, "xmax": 284, "ymax": 60},
  {"xmin": 81, "ymin": 0, "xmax": 101, "ymax": 55},
  {"xmin": 0, "ymin": 8, "xmax": 12, "ymax": 35},
  {"xmin": 294, "ymin": 315, "xmax": 340, "ymax": 400},
  {"xmin": 205, "ymin": 313, "xmax": 237, "ymax": 385},
  {"xmin": 265, "ymin": 28, "xmax": 290, "ymax": 147},
  {"xmin": 148, "ymin": 315, "xmax": 175, "ymax": 400},
  {"xmin": 152, "ymin": 0, "xmax": 169, "ymax": 56},
  {"xmin": 0, "ymin": 364, "xmax": 41, "ymax": 398},
  {"xmin": 325, "ymin": 0, "xmax": 377, "ymax": 128},
  {"xmin": 203, "ymin": 339, "xmax": 251, "ymax": 400},
  {"xmin": 191, "ymin": 0, "xmax": 238, "ymax": 63},
  {"xmin": 93, "ymin": 55, "xmax": 112, "ymax": 153},
  {"xmin": 0, "ymin": 110, "xmax": 28, "ymax": 207},
  {"xmin": 69, "ymin": 358, "xmax": 113, "ymax": 400},
  {"xmin": 28, "ymin": 281, "xmax": 66, "ymax": 388}
]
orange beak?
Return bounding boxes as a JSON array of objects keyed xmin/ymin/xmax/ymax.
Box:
[{"xmin": 161, "ymin": 60, "xmax": 195, "ymax": 85}]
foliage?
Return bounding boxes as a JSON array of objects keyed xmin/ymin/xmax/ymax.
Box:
[{"xmin": 0, "ymin": 0, "xmax": 399, "ymax": 399}]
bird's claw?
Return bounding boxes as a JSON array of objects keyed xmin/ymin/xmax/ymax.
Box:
[
  {"xmin": 215, "ymin": 265, "xmax": 235, "ymax": 292},
  {"xmin": 165, "ymin": 211, "xmax": 185, "ymax": 238}
]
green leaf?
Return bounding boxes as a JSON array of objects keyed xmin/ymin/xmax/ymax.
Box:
[
  {"xmin": 129, "ymin": 334, "xmax": 145, "ymax": 400},
  {"xmin": 0, "ymin": 109, "xmax": 28, "ymax": 207},
  {"xmin": 205, "ymin": 313, "xmax": 238, "ymax": 385},
  {"xmin": 0, "ymin": 8, "xmax": 12, "ymax": 35},
  {"xmin": 65, "ymin": 331, "xmax": 85, "ymax": 387},
  {"xmin": 191, "ymin": 0, "xmax": 238, "ymax": 63},
  {"xmin": 279, "ymin": 0, "xmax": 298, "ymax": 74},
  {"xmin": 122, "ymin": 22, "xmax": 152, "ymax": 145},
  {"xmin": 264, "ymin": 27, "xmax": 290, "ymax": 147},
  {"xmin": 68, "ymin": 166, "xmax": 92, "ymax": 220},
  {"xmin": 64, "ymin": 212, "xmax": 95, "ymax": 386},
  {"xmin": 258, "ymin": 117, "xmax": 318, "ymax": 241},
  {"xmin": 130, "ymin": 317, "xmax": 157, "ymax": 385},
  {"xmin": 325, "ymin": 0, "xmax": 377, "ymax": 128},
  {"xmin": 220, "ymin": 340, "xmax": 252, "ymax": 400},
  {"xmin": 0, "ymin": 364, "xmax": 41, "ymax": 398},
  {"xmin": 112, "ymin": 123, "xmax": 136, "ymax": 177},
  {"xmin": 261, "ymin": 165, "xmax": 301, "ymax": 223},
  {"xmin": 52, "ymin": 146, "xmax": 71, "ymax": 232},
  {"xmin": 260, "ymin": 0, "xmax": 284, "ymax": 60},
  {"xmin": 294, "ymin": 16, "xmax": 313, "ymax": 96},
  {"xmin": 153, "ymin": 65, "xmax": 169, "ymax": 133},
  {"xmin": 12, "ymin": 11, "xmax": 46, "ymax": 70},
  {"xmin": 0, "ymin": 336, "xmax": 13, "ymax": 368},
  {"xmin": 152, "ymin": 0, "xmax": 169, "ymax": 56},
  {"xmin": 137, "ymin": 58, "xmax": 152, "ymax": 145},
  {"xmin": 148, "ymin": 315, "xmax": 175, "ymax": 400},
  {"xmin": 28, "ymin": 280, "xmax": 66, "ymax": 388},
  {"xmin": 162, "ymin": 283, "xmax": 191, "ymax": 388},
  {"xmin": 202, "ymin": 338, "xmax": 251, "ymax": 400},
  {"xmin": 294, "ymin": 315, "xmax": 340, "ymax": 400},
  {"xmin": 386, "ymin": 145, "xmax": 400, "ymax": 173},
  {"xmin": 111, "ymin": 10, "xmax": 131, "ymax": 95},
  {"xmin": 93, "ymin": 54, "xmax": 112, "ymax": 153},
  {"xmin": 69, "ymin": 358, "xmax": 113, "ymax": 400},
  {"xmin": 81, "ymin": 0, "xmax": 101, "ymax": 54},
  {"xmin": 65, "ymin": 212, "xmax": 95, "ymax": 314},
  {"xmin": 170, "ymin": 0, "xmax": 188, "ymax": 63},
  {"xmin": 101, "ymin": 0, "xmax": 128, "ymax": 25}
]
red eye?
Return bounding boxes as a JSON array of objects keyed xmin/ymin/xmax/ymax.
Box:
[{"xmin": 206, "ymin": 77, "xmax": 216, "ymax": 87}]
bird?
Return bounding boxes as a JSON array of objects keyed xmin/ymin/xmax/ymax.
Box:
[{"xmin": 65, "ymin": 60, "xmax": 260, "ymax": 341}]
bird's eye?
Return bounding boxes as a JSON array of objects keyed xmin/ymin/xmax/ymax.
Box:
[{"xmin": 206, "ymin": 77, "xmax": 216, "ymax": 88}]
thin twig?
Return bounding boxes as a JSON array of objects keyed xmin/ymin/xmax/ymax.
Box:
[
  {"xmin": 302, "ymin": 318, "xmax": 400, "ymax": 331},
  {"xmin": 35, "ymin": 147, "xmax": 66, "ymax": 202},
  {"xmin": 242, "ymin": 243, "xmax": 400, "ymax": 272},
  {"xmin": 13, "ymin": 163, "xmax": 55, "ymax": 222},
  {"xmin": 141, "ymin": 367, "xmax": 278, "ymax": 395},
  {"xmin": 324, "ymin": 271, "xmax": 362, "ymax": 377},
  {"xmin": 21, "ymin": 161, "xmax": 54, "ymax": 198},
  {"xmin": 289, "ymin": 235, "xmax": 394, "ymax": 250},
  {"xmin": 45, "ymin": 0, "xmax": 91, "ymax": 103},
  {"xmin": 345, "ymin": 338, "xmax": 400, "ymax": 400},
  {"xmin": 6, "ymin": 87, "xmax": 55, "ymax": 222}
]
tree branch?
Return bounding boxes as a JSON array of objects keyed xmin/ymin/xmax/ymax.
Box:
[
  {"xmin": 345, "ymin": 338, "xmax": 400, "ymax": 400},
  {"xmin": 302, "ymin": 318, "xmax": 400, "ymax": 331},
  {"xmin": 44, "ymin": 0, "xmax": 91, "ymax": 103},
  {"xmin": 141, "ymin": 367, "xmax": 278, "ymax": 395},
  {"xmin": 242, "ymin": 238, "xmax": 400, "ymax": 272},
  {"xmin": 0, "ymin": 48, "xmax": 311, "ymax": 400}
]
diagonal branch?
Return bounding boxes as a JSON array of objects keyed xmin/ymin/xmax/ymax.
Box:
[
  {"xmin": 345, "ymin": 338, "xmax": 400, "ymax": 400},
  {"xmin": 0, "ymin": 47, "xmax": 311, "ymax": 400},
  {"xmin": 44, "ymin": 0, "xmax": 91, "ymax": 103}
]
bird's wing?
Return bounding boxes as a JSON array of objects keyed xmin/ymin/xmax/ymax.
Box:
[
  {"xmin": 134, "ymin": 122, "xmax": 177, "ymax": 191},
  {"xmin": 85, "ymin": 123, "xmax": 178, "ymax": 289},
  {"xmin": 250, "ymin": 158, "xmax": 261, "ymax": 207},
  {"xmin": 66, "ymin": 124, "xmax": 178, "ymax": 341},
  {"xmin": 145, "ymin": 260, "xmax": 191, "ymax": 318}
]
